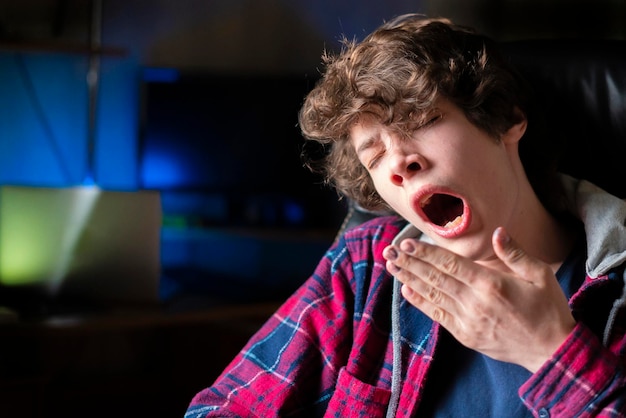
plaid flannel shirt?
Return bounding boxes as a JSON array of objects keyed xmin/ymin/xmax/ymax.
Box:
[{"xmin": 186, "ymin": 215, "xmax": 626, "ymax": 417}]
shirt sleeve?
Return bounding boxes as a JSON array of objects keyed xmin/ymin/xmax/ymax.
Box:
[
  {"xmin": 519, "ymin": 321, "xmax": 626, "ymax": 417},
  {"xmin": 184, "ymin": 236, "xmax": 360, "ymax": 417}
]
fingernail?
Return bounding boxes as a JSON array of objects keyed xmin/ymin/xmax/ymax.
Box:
[
  {"xmin": 495, "ymin": 227, "xmax": 510, "ymax": 245},
  {"xmin": 388, "ymin": 263, "xmax": 401, "ymax": 274},
  {"xmin": 401, "ymin": 241, "xmax": 415, "ymax": 254},
  {"xmin": 401, "ymin": 284, "xmax": 414, "ymax": 297},
  {"xmin": 385, "ymin": 247, "xmax": 398, "ymax": 261}
]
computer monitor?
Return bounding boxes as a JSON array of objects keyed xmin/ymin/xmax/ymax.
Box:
[{"xmin": 0, "ymin": 185, "xmax": 162, "ymax": 318}]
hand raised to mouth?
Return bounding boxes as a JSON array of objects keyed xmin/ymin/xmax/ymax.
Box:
[{"xmin": 382, "ymin": 226, "xmax": 576, "ymax": 373}]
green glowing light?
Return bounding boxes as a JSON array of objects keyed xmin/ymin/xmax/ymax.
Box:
[{"xmin": 0, "ymin": 186, "xmax": 100, "ymax": 287}]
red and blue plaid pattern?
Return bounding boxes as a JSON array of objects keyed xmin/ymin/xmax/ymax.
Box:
[{"xmin": 186, "ymin": 216, "xmax": 626, "ymax": 417}]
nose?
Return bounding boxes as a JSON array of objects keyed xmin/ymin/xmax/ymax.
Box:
[{"xmin": 389, "ymin": 149, "xmax": 423, "ymax": 186}]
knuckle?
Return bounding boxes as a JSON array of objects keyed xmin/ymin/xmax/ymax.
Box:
[
  {"xmin": 431, "ymin": 307, "xmax": 445, "ymax": 323},
  {"xmin": 476, "ymin": 277, "xmax": 503, "ymax": 296},
  {"xmin": 426, "ymin": 286, "xmax": 443, "ymax": 304},
  {"xmin": 439, "ymin": 254, "xmax": 460, "ymax": 275},
  {"xmin": 425, "ymin": 268, "xmax": 445, "ymax": 287},
  {"xmin": 506, "ymin": 246, "xmax": 526, "ymax": 263}
]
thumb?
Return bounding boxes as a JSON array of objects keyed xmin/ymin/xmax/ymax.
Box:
[{"xmin": 492, "ymin": 227, "xmax": 544, "ymax": 282}]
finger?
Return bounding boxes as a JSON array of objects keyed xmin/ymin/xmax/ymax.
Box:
[
  {"xmin": 491, "ymin": 227, "xmax": 549, "ymax": 283},
  {"xmin": 396, "ymin": 238, "xmax": 482, "ymax": 286},
  {"xmin": 400, "ymin": 283, "xmax": 451, "ymax": 325},
  {"xmin": 393, "ymin": 258, "xmax": 452, "ymax": 304},
  {"xmin": 385, "ymin": 243, "xmax": 460, "ymax": 295},
  {"xmin": 385, "ymin": 245, "xmax": 467, "ymax": 319}
]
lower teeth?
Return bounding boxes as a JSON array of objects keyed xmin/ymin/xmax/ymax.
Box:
[{"xmin": 444, "ymin": 215, "xmax": 462, "ymax": 229}]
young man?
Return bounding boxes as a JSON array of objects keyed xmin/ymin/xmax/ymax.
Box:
[{"xmin": 186, "ymin": 15, "xmax": 626, "ymax": 417}]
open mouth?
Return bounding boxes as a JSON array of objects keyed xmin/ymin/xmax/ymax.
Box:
[{"xmin": 420, "ymin": 193, "xmax": 465, "ymax": 229}]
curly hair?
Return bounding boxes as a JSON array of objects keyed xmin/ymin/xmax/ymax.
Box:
[{"xmin": 298, "ymin": 14, "xmax": 535, "ymax": 212}]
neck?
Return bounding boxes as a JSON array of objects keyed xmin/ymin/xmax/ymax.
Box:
[
  {"xmin": 483, "ymin": 181, "xmax": 576, "ymax": 274},
  {"xmin": 520, "ymin": 203, "xmax": 575, "ymax": 273}
]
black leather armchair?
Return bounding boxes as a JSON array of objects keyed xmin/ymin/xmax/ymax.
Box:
[
  {"xmin": 505, "ymin": 40, "xmax": 626, "ymax": 199},
  {"xmin": 337, "ymin": 39, "xmax": 626, "ymax": 237}
]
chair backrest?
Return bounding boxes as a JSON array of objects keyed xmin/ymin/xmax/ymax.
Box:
[
  {"xmin": 337, "ymin": 39, "xmax": 626, "ymax": 236},
  {"xmin": 504, "ymin": 39, "xmax": 626, "ymax": 199}
]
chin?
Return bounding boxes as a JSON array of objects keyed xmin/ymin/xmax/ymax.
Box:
[{"xmin": 429, "ymin": 233, "xmax": 494, "ymax": 262}]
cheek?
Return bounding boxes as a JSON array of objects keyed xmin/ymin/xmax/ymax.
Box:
[
  {"xmin": 370, "ymin": 174, "xmax": 392, "ymax": 200},
  {"xmin": 369, "ymin": 176, "xmax": 397, "ymax": 206},
  {"xmin": 372, "ymin": 180, "xmax": 413, "ymax": 218}
]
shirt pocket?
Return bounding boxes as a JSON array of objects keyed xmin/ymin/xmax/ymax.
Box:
[{"xmin": 324, "ymin": 366, "xmax": 391, "ymax": 418}]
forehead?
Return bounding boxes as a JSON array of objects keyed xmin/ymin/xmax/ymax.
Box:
[
  {"xmin": 349, "ymin": 98, "xmax": 457, "ymax": 144},
  {"xmin": 349, "ymin": 114, "xmax": 384, "ymax": 150}
]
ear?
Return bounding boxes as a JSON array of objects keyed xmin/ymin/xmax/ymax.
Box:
[{"xmin": 501, "ymin": 108, "xmax": 527, "ymax": 145}]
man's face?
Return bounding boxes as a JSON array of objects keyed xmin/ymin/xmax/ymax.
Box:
[{"xmin": 350, "ymin": 98, "xmax": 526, "ymax": 263}]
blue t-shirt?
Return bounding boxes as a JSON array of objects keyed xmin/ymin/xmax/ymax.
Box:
[{"xmin": 417, "ymin": 237, "xmax": 586, "ymax": 417}]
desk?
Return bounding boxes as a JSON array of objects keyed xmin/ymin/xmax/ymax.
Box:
[{"xmin": 0, "ymin": 302, "xmax": 279, "ymax": 418}]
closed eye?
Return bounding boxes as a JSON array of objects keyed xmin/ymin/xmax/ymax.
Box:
[
  {"xmin": 419, "ymin": 113, "xmax": 443, "ymax": 129},
  {"xmin": 366, "ymin": 150, "xmax": 385, "ymax": 169}
]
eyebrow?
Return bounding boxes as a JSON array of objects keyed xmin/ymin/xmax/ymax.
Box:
[{"xmin": 355, "ymin": 136, "xmax": 378, "ymax": 156}]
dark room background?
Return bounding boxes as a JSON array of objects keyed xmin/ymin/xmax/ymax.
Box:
[
  {"xmin": 0, "ymin": 0, "xmax": 624, "ymax": 306},
  {"xmin": 3, "ymin": 0, "xmax": 624, "ymax": 188}
]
